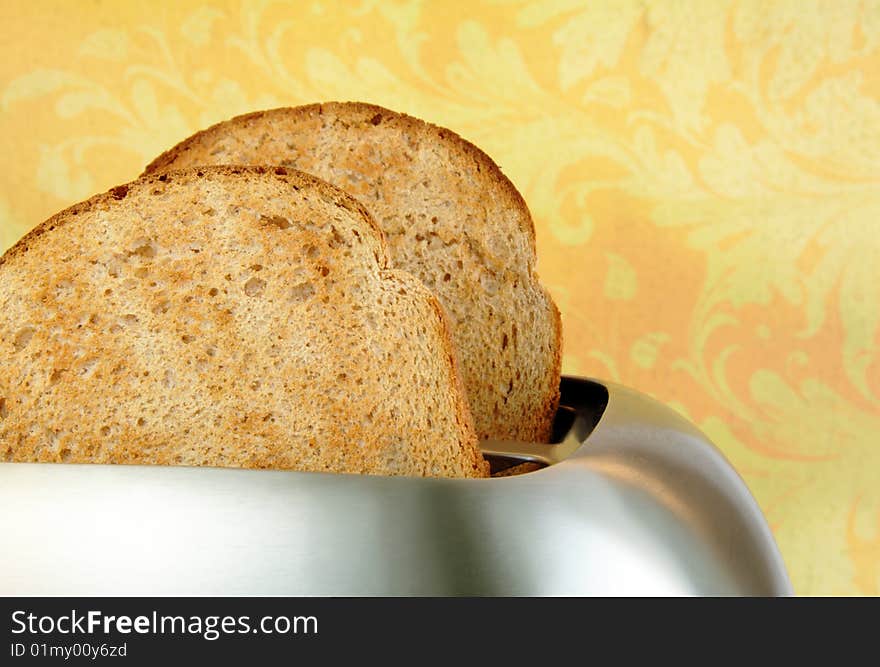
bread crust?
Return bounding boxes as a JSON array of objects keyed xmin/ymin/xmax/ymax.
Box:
[
  {"xmin": 145, "ymin": 103, "xmax": 538, "ymax": 248},
  {"xmin": 2, "ymin": 165, "xmax": 387, "ymax": 271}
]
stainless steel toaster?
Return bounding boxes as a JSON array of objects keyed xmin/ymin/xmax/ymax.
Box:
[{"xmin": 0, "ymin": 376, "xmax": 791, "ymax": 595}]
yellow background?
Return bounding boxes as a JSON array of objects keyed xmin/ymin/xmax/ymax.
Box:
[{"xmin": 1, "ymin": 0, "xmax": 878, "ymax": 594}]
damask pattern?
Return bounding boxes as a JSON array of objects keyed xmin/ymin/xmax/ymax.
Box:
[{"xmin": 1, "ymin": 0, "xmax": 878, "ymax": 594}]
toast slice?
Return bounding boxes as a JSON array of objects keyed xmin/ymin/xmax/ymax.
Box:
[
  {"xmin": 145, "ymin": 102, "xmax": 563, "ymax": 443},
  {"xmin": 0, "ymin": 166, "xmax": 488, "ymax": 478}
]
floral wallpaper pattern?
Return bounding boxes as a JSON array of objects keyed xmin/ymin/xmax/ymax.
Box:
[{"xmin": 1, "ymin": 0, "xmax": 878, "ymax": 594}]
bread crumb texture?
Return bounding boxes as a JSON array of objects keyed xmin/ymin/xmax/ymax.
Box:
[
  {"xmin": 146, "ymin": 103, "xmax": 562, "ymax": 442},
  {"xmin": 0, "ymin": 166, "xmax": 488, "ymax": 478}
]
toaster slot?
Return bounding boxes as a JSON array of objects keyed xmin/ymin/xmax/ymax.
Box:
[{"xmin": 484, "ymin": 378, "xmax": 609, "ymax": 475}]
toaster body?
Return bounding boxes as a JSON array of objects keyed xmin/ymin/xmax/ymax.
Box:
[{"xmin": 0, "ymin": 377, "xmax": 791, "ymax": 595}]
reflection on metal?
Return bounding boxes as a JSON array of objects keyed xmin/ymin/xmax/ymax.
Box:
[{"xmin": 0, "ymin": 377, "xmax": 791, "ymax": 595}]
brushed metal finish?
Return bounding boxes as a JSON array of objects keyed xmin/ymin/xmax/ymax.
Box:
[{"xmin": 0, "ymin": 377, "xmax": 791, "ymax": 595}]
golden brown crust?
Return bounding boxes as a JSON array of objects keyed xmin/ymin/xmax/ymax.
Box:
[
  {"xmin": 145, "ymin": 103, "xmax": 537, "ymax": 249},
  {"xmin": 2, "ymin": 165, "xmax": 389, "ymax": 272},
  {"xmin": 538, "ymin": 298, "xmax": 564, "ymax": 441},
  {"xmin": 420, "ymin": 282, "xmax": 491, "ymax": 477}
]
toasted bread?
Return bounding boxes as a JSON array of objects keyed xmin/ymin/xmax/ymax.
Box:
[
  {"xmin": 0, "ymin": 166, "xmax": 488, "ymax": 478},
  {"xmin": 146, "ymin": 102, "xmax": 562, "ymax": 442}
]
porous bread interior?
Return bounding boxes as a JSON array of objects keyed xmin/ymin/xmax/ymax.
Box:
[
  {"xmin": 0, "ymin": 166, "xmax": 488, "ymax": 478},
  {"xmin": 146, "ymin": 103, "xmax": 562, "ymax": 442}
]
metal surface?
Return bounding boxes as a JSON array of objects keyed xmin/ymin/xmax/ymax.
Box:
[
  {"xmin": 481, "ymin": 407, "xmax": 593, "ymax": 466},
  {"xmin": 0, "ymin": 377, "xmax": 791, "ymax": 595}
]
